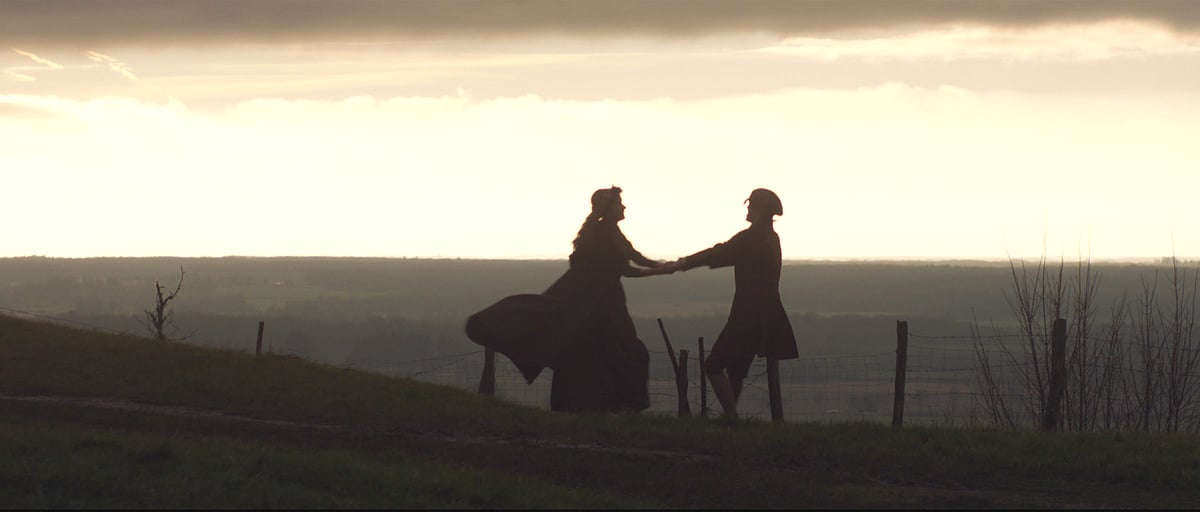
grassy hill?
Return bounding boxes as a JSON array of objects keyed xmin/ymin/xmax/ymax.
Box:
[{"xmin": 2, "ymin": 314, "xmax": 1199, "ymax": 508}]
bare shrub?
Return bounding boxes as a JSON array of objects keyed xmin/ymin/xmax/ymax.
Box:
[
  {"xmin": 974, "ymin": 255, "xmax": 1200, "ymax": 433},
  {"xmin": 139, "ymin": 266, "xmax": 186, "ymax": 341}
]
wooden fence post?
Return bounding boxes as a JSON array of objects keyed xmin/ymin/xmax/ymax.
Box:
[
  {"xmin": 1043, "ymin": 318, "xmax": 1068, "ymax": 431},
  {"xmin": 255, "ymin": 321, "xmax": 264, "ymax": 356},
  {"xmin": 892, "ymin": 320, "xmax": 909, "ymax": 429},
  {"xmin": 698, "ymin": 337, "xmax": 708, "ymax": 418},
  {"xmin": 767, "ymin": 358, "xmax": 783, "ymax": 423},
  {"xmin": 677, "ymin": 349, "xmax": 692, "ymax": 417},
  {"xmin": 656, "ymin": 318, "xmax": 680, "ymax": 374},
  {"xmin": 479, "ymin": 348, "xmax": 496, "ymax": 396}
]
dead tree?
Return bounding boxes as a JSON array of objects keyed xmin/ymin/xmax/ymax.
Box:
[{"xmin": 141, "ymin": 266, "xmax": 185, "ymax": 341}]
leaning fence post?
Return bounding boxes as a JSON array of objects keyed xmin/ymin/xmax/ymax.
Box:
[
  {"xmin": 767, "ymin": 358, "xmax": 783, "ymax": 423},
  {"xmin": 677, "ymin": 349, "xmax": 692, "ymax": 417},
  {"xmin": 698, "ymin": 337, "xmax": 708, "ymax": 418},
  {"xmin": 892, "ymin": 320, "xmax": 909, "ymax": 429},
  {"xmin": 479, "ymin": 348, "xmax": 496, "ymax": 396},
  {"xmin": 255, "ymin": 321, "xmax": 264, "ymax": 356},
  {"xmin": 656, "ymin": 318, "xmax": 680, "ymax": 375},
  {"xmin": 1043, "ymin": 318, "xmax": 1068, "ymax": 431}
]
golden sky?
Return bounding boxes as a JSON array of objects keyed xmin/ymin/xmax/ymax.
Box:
[{"xmin": 2, "ymin": 1, "xmax": 1198, "ymax": 260}]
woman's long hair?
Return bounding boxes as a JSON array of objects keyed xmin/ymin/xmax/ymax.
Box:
[{"xmin": 572, "ymin": 186, "xmax": 622, "ymax": 254}]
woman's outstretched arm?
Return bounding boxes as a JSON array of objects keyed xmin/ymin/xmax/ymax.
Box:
[
  {"xmin": 628, "ymin": 246, "xmax": 659, "ymax": 268},
  {"xmin": 616, "ymin": 228, "xmax": 661, "ymax": 268}
]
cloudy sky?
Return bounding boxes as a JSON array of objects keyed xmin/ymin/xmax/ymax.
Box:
[{"xmin": 3, "ymin": 0, "xmax": 1198, "ymax": 260}]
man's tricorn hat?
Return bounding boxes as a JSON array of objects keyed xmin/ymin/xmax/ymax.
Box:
[{"xmin": 745, "ymin": 188, "xmax": 783, "ymax": 216}]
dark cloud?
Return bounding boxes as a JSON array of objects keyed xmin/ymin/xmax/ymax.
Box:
[{"xmin": 3, "ymin": 0, "xmax": 1198, "ymax": 48}]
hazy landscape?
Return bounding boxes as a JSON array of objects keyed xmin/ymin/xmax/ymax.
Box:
[
  {"xmin": 4, "ymin": 256, "xmax": 1196, "ymax": 426},
  {"xmin": 3, "ymin": 256, "xmax": 1171, "ymax": 362}
]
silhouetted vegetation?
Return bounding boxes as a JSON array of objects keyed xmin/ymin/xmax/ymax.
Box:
[
  {"xmin": 974, "ymin": 256, "xmax": 1200, "ymax": 432},
  {"xmin": 139, "ymin": 266, "xmax": 186, "ymax": 341}
]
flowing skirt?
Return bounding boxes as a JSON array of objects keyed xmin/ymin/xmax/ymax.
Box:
[{"xmin": 466, "ymin": 292, "xmax": 649, "ymax": 413}]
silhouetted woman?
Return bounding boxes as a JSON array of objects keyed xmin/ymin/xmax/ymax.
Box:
[{"xmin": 466, "ymin": 186, "xmax": 664, "ymax": 412}]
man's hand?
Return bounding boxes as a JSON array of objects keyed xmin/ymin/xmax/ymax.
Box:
[
  {"xmin": 638, "ymin": 260, "xmax": 671, "ymax": 276},
  {"xmin": 659, "ymin": 258, "xmax": 686, "ymax": 274}
]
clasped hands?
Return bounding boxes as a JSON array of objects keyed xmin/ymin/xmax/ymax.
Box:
[{"xmin": 642, "ymin": 257, "xmax": 687, "ymax": 276}]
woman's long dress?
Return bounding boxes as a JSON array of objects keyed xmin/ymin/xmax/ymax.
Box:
[{"xmin": 466, "ymin": 224, "xmax": 650, "ymax": 413}]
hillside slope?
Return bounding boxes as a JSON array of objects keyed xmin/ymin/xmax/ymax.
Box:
[{"xmin": 2, "ymin": 314, "xmax": 1198, "ymax": 508}]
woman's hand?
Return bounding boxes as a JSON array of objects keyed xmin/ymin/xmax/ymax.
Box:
[{"xmin": 643, "ymin": 259, "xmax": 683, "ymax": 276}]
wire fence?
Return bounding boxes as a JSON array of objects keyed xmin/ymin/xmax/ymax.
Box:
[
  {"xmin": 6, "ymin": 305, "xmax": 1200, "ymax": 431},
  {"xmin": 345, "ymin": 341, "xmax": 976, "ymax": 425},
  {"xmin": 906, "ymin": 330, "xmax": 1200, "ymax": 431},
  {"xmin": 343, "ymin": 330, "xmax": 1200, "ymax": 431}
]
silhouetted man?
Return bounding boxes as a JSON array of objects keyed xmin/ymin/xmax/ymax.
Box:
[{"xmin": 667, "ymin": 188, "xmax": 798, "ymax": 419}]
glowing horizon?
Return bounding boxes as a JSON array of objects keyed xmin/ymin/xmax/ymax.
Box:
[{"xmin": 3, "ymin": 2, "xmax": 1198, "ymax": 262}]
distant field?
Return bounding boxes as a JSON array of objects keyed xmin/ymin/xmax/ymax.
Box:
[
  {"xmin": 0, "ymin": 257, "xmax": 1009, "ymax": 367},
  {"xmin": 4, "ymin": 314, "xmax": 1200, "ymax": 508},
  {"xmin": 2, "ymin": 256, "xmax": 1184, "ymax": 430},
  {"xmin": 2, "ymin": 256, "xmax": 1174, "ymax": 320}
]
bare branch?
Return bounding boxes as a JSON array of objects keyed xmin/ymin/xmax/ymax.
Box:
[{"xmin": 142, "ymin": 267, "xmax": 186, "ymax": 342}]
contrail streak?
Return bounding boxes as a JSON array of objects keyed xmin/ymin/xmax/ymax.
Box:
[
  {"xmin": 85, "ymin": 50, "xmax": 177, "ymax": 102},
  {"xmin": 86, "ymin": 50, "xmax": 139, "ymax": 81},
  {"xmin": 11, "ymin": 48, "xmax": 64, "ymax": 69}
]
